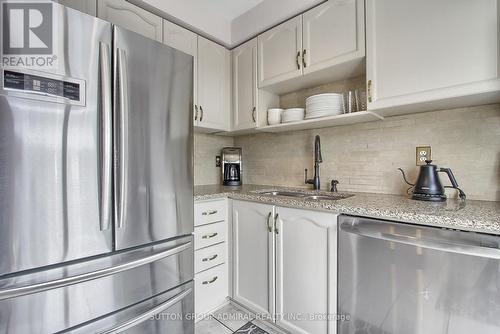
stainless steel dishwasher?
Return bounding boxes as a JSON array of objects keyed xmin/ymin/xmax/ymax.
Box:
[{"xmin": 338, "ymin": 215, "xmax": 500, "ymax": 334}]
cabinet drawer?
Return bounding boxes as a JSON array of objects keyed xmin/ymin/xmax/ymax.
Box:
[
  {"xmin": 195, "ymin": 264, "xmax": 227, "ymax": 315},
  {"xmin": 195, "ymin": 243, "xmax": 226, "ymax": 274},
  {"xmin": 194, "ymin": 221, "xmax": 226, "ymax": 250},
  {"xmin": 194, "ymin": 200, "xmax": 226, "ymax": 226}
]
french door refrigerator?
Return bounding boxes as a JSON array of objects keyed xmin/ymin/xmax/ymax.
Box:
[{"xmin": 0, "ymin": 3, "xmax": 194, "ymax": 333}]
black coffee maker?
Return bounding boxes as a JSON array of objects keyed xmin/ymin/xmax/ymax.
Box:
[
  {"xmin": 398, "ymin": 160, "xmax": 466, "ymax": 202},
  {"xmin": 222, "ymin": 147, "xmax": 242, "ymax": 186}
]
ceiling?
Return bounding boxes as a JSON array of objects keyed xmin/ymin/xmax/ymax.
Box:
[{"xmin": 133, "ymin": 0, "xmax": 324, "ymax": 48}]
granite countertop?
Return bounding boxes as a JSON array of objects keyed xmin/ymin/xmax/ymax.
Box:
[{"xmin": 194, "ymin": 184, "xmax": 500, "ymax": 235}]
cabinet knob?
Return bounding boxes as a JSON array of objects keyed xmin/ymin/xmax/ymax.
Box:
[
  {"xmin": 274, "ymin": 213, "xmax": 279, "ymax": 234},
  {"xmin": 202, "ymin": 276, "xmax": 218, "ymax": 285},
  {"xmin": 202, "ymin": 210, "xmax": 218, "ymax": 216},
  {"xmin": 199, "ymin": 105, "xmax": 204, "ymax": 122},
  {"xmin": 302, "ymin": 49, "xmax": 307, "ymax": 68},
  {"xmin": 252, "ymin": 107, "xmax": 256, "ymax": 123},
  {"xmin": 202, "ymin": 254, "xmax": 218, "ymax": 262},
  {"xmin": 296, "ymin": 51, "xmax": 301, "ymax": 70},
  {"xmin": 194, "ymin": 105, "xmax": 198, "ymax": 121},
  {"xmin": 367, "ymin": 80, "xmax": 373, "ymax": 103}
]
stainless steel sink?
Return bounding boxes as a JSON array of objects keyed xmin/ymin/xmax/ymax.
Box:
[
  {"xmin": 304, "ymin": 194, "xmax": 354, "ymax": 201},
  {"xmin": 256, "ymin": 190, "xmax": 307, "ymax": 197},
  {"xmin": 255, "ymin": 190, "xmax": 354, "ymax": 201}
]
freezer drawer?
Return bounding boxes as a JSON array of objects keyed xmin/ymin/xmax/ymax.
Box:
[
  {"xmin": 0, "ymin": 236, "xmax": 193, "ymax": 333},
  {"xmin": 338, "ymin": 215, "xmax": 500, "ymax": 334},
  {"xmin": 68, "ymin": 282, "xmax": 194, "ymax": 334}
]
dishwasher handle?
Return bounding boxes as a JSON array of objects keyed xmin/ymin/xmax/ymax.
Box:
[{"xmin": 340, "ymin": 218, "xmax": 500, "ymax": 259}]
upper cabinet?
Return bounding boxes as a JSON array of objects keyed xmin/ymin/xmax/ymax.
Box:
[
  {"xmin": 232, "ymin": 38, "xmax": 258, "ymax": 131},
  {"xmin": 366, "ymin": 0, "xmax": 500, "ymax": 115},
  {"xmin": 302, "ymin": 0, "xmax": 365, "ymax": 75},
  {"xmin": 196, "ymin": 37, "xmax": 230, "ymax": 132},
  {"xmin": 97, "ymin": 0, "xmax": 162, "ymax": 42},
  {"xmin": 258, "ymin": 0, "xmax": 365, "ymax": 94},
  {"xmin": 258, "ymin": 16, "xmax": 303, "ymax": 88},
  {"xmin": 163, "ymin": 20, "xmax": 199, "ymax": 127},
  {"xmin": 55, "ymin": 0, "xmax": 96, "ymax": 16}
]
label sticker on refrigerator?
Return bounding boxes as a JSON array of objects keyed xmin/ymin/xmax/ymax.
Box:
[{"xmin": 2, "ymin": 69, "xmax": 85, "ymax": 106}]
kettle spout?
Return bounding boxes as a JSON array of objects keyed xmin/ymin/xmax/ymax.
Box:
[{"xmin": 398, "ymin": 168, "xmax": 415, "ymax": 186}]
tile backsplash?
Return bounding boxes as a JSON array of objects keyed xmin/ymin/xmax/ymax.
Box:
[
  {"xmin": 233, "ymin": 104, "xmax": 500, "ymax": 201},
  {"xmin": 194, "ymin": 133, "xmax": 234, "ymax": 185}
]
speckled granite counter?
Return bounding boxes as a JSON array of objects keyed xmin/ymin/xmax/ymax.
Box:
[{"xmin": 194, "ymin": 184, "xmax": 500, "ymax": 235}]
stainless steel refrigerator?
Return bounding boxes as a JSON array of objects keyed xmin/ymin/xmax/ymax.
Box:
[{"xmin": 0, "ymin": 3, "xmax": 194, "ymax": 333}]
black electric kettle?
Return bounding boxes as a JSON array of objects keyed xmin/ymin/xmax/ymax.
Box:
[{"xmin": 398, "ymin": 160, "xmax": 466, "ymax": 202}]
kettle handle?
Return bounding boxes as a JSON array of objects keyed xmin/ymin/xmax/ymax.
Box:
[
  {"xmin": 439, "ymin": 168, "xmax": 467, "ymax": 200},
  {"xmin": 439, "ymin": 168, "xmax": 459, "ymax": 188}
]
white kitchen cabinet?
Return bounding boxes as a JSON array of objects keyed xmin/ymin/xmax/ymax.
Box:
[
  {"xmin": 56, "ymin": 0, "xmax": 96, "ymax": 16},
  {"xmin": 97, "ymin": 0, "xmax": 162, "ymax": 42},
  {"xmin": 257, "ymin": 2, "xmax": 365, "ymax": 94},
  {"xmin": 302, "ymin": 0, "xmax": 365, "ymax": 75},
  {"xmin": 197, "ymin": 37, "xmax": 230, "ymax": 132},
  {"xmin": 163, "ymin": 20, "xmax": 198, "ymax": 125},
  {"xmin": 194, "ymin": 199, "xmax": 229, "ymax": 318},
  {"xmin": 366, "ymin": 0, "xmax": 500, "ymax": 115},
  {"xmin": 232, "ymin": 200, "xmax": 275, "ymax": 316},
  {"xmin": 232, "ymin": 200, "xmax": 338, "ymax": 333},
  {"xmin": 275, "ymin": 207, "xmax": 337, "ymax": 334},
  {"xmin": 258, "ymin": 16, "xmax": 303, "ymax": 88},
  {"xmin": 232, "ymin": 38, "xmax": 258, "ymax": 131}
]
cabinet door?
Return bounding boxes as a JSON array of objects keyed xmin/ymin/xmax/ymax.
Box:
[
  {"xmin": 258, "ymin": 16, "xmax": 303, "ymax": 88},
  {"xmin": 366, "ymin": 0, "xmax": 500, "ymax": 112},
  {"xmin": 197, "ymin": 37, "xmax": 230, "ymax": 131},
  {"xmin": 232, "ymin": 200, "xmax": 275, "ymax": 316},
  {"xmin": 163, "ymin": 20, "xmax": 198, "ymax": 125},
  {"xmin": 98, "ymin": 0, "xmax": 162, "ymax": 42},
  {"xmin": 55, "ymin": 0, "xmax": 96, "ymax": 16},
  {"xmin": 275, "ymin": 207, "xmax": 337, "ymax": 334},
  {"xmin": 302, "ymin": 0, "xmax": 365, "ymax": 75},
  {"xmin": 232, "ymin": 38, "xmax": 258, "ymax": 131}
]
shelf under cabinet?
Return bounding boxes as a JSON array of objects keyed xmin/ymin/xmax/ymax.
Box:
[{"xmin": 256, "ymin": 111, "xmax": 383, "ymax": 133}]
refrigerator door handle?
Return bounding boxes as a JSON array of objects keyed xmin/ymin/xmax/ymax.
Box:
[
  {"xmin": 99, "ymin": 42, "xmax": 112, "ymax": 231},
  {"xmin": 0, "ymin": 241, "xmax": 192, "ymax": 301},
  {"xmin": 115, "ymin": 48, "xmax": 129, "ymax": 229},
  {"xmin": 99, "ymin": 287, "xmax": 193, "ymax": 334}
]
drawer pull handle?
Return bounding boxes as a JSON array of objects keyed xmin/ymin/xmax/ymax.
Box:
[
  {"xmin": 202, "ymin": 210, "xmax": 218, "ymax": 216},
  {"xmin": 202, "ymin": 276, "xmax": 218, "ymax": 285},
  {"xmin": 202, "ymin": 233, "xmax": 218, "ymax": 239},
  {"xmin": 202, "ymin": 254, "xmax": 218, "ymax": 262}
]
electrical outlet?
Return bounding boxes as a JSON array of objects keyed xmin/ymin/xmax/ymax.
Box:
[
  {"xmin": 416, "ymin": 146, "xmax": 431, "ymax": 166},
  {"xmin": 215, "ymin": 156, "xmax": 221, "ymax": 167}
]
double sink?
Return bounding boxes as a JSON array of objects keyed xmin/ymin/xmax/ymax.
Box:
[{"xmin": 255, "ymin": 190, "xmax": 354, "ymax": 201}]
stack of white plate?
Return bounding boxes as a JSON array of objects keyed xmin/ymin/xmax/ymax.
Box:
[
  {"xmin": 282, "ymin": 108, "xmax": 305, "ymax": 123},
  {"xmin": 305, "ymin": 93, "xmax": 344, "ymax": 119}
]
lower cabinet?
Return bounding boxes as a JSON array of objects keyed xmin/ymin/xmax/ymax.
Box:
[
  {"xmin": 232, "ymin": 201, "xmax": 275, "ymax": 316},
  {"xmin": 232, "ymin": 200, "xmax": 338, "ymax": 334},
  {"xmin": 194, "ymin": 199, "xmax": 229, "ymax": 319}
]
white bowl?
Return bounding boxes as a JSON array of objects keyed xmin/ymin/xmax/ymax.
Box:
[{"xmin": 267, "ymin": 108, "xmax": 283, "ymax": 125}]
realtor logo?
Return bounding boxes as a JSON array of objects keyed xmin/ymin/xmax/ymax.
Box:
[
  {"xmin": 1, "ymin": 1, "xmax": 57, "ymax": 68},
  {"xmin": 3, "ymin": 2, "xmax": 52, "ymax": 54}
]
